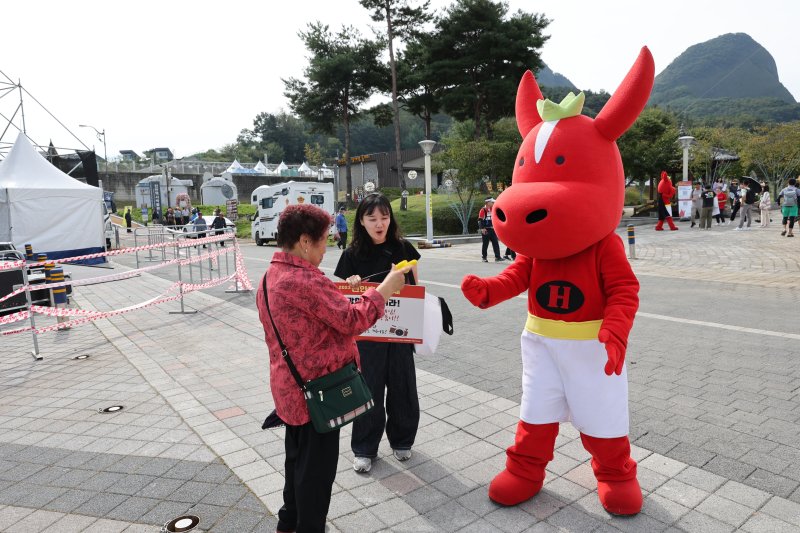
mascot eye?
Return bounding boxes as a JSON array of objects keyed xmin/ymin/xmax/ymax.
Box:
[
  {"xmin": 518, "ymin": 157, "xmax": 525, "ymax": 167},
  {"xmin": 555, "ymin": 155, "xmax": 565, "ymax": 165}
]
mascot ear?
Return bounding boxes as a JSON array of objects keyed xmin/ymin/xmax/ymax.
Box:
[
  {"xmin": 516, "ymin": 70, "xmax": 544, "ymax": 138},
  {"xmin": 594, "ymin": 47, "xmax": 655, "ymax": 141}
]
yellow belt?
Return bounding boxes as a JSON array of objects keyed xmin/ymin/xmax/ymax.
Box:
[{"xmin": 525, "ymin": 313, "xmax": 602, "ymax": 340}]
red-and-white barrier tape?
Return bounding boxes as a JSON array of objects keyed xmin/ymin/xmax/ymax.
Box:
[
  {"xmin": 1, "ymin": 234, "xmax": 252, "ymax": 336},
  {"xmin": 2, "ymin": 271, "xmax": 239, "ymax": 335},
  {"xmin": 233, "ymin": 241, "xmax": 253, "ymax": 291},
  {"xmin": 1, "ymin": 240, "xmax": 239, "ymax": 305},
  {"xmin": 0, "ymin": 259, "xmax": 26, "ymax": 271}
]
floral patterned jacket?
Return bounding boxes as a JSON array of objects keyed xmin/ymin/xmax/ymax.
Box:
[{"xmin": 256, "ymin": 252, "xmax": 385, "ymax": 426}]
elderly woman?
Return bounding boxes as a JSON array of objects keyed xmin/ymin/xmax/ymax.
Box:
[{"xmin": 256, "ymin": 203, "xmax": 410, "ymax": 533}]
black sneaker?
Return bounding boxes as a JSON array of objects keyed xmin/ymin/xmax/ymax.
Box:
[{"xmin": 495, "ymin": 257, "xmax": 505, "ymax": 262}]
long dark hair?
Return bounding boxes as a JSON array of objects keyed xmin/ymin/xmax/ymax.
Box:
[{"xmin": 349, "ymin": 193, "xmax": 403, "ymax": 257}]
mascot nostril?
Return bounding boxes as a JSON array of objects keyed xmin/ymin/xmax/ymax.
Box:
[
  {"xmin": 460, "ymin": 46, "xmax": 654, "ymax": 517},
  {"xmin": 525, "ymin": 209, "xmax": 547, "ymax": 225}
]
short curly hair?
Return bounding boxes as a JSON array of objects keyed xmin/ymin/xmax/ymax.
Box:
[{"xmin": 276, "ymin": 204, "xmax": 332, "ymax": 249}]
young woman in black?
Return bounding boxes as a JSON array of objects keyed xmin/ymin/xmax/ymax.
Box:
[{"xmin": 334, "ymin": 193, "xmax": 421, "ymax": 473}]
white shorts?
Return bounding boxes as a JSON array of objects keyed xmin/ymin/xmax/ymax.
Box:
[{"xmin": 519, "ymin": 330, "xmax": 629, "ymax": 438}]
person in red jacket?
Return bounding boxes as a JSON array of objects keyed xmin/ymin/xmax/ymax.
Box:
[
  {"xmin": 715, "ymin": 185, "xmax": 728, "ymax": 225},
  {"xmin": 655, "ymin": 171, "xmax": 678, "ymax": 230},
  {"xmin": 462, "ymin": 47, "xmax": 654, "ymax": 517}
]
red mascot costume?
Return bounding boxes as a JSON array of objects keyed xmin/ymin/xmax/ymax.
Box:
[
  {"xmin": 461, "ymin": 47, "xmax": 654, "ymax": 516},
  {"xmin": 656, "ymin": 171, "xmax": 678, "ymax": 230}
]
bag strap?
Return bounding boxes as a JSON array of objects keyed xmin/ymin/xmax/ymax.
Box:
[
  {"xmin": 438, "ymin": 297, "xmax": 454, "ymax": 335},
  {"xmin": 262, "ymin": 274, "xmax": 307, "ymax": 392}
]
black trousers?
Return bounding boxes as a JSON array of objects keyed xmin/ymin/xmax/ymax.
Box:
[
  {"xmin": 337, "ymin": 231, "xmax": 348, "ymax": 249},
  {"xmin": 481, "ymin": 228, "xmax": 501, "ymax": 259},
  {"xmin": 730, "ymin": 202, "xmax": 740, "ymax": 221},
  {"xmin": 352, "ymin": 341, "xmax": 419, "ymax": 458},
  {"xmin": 277, "ymin": 423, "xmax": 340, "ymax": 533}
]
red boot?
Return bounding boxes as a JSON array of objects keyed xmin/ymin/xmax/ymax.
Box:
[
  {"xmin": 666, "ymin": 216, "xmax": 679, "ymax": 230},
  {"xmin": 654, "ymin": 219, "xmax": 664, "ymax": 231},
  {"xmin": 580, "ymin": 434, "xmax": 642, "ymax": 515},
  {"xmin": 488, "ymin": 422, "xmax": 558, "ymax": 506}
]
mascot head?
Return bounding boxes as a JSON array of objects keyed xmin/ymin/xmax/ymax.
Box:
[{"xmin": 493, "ymin": 47, "xmax": 654, "ymax": 260}]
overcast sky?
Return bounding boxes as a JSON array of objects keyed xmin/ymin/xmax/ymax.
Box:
[{"xmin": 1, "ymin": 0, "xmax": 796, "ymax": 161}]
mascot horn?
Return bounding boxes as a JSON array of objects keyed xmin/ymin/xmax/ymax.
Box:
[{"xmin": 461, "ymin": 47, "xmax": 654, "ymax": 516}]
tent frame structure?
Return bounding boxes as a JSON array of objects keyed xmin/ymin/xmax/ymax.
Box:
[{"xmin": 0, "ymin": 69, "xmax": 94, "ymax": 169}]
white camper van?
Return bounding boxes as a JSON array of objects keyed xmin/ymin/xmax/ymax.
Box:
[{"xmin": 251, "ymin": 181, "xmax": 334, "ymax": 246}]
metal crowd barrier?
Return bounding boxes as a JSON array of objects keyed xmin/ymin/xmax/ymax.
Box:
[{"xmin": 3, "ymin": 226, "xmax": 248, "ymax": 359}]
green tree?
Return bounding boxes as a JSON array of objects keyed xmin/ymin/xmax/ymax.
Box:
[
  {"xmin": 427, "ymin": 0, "xmax": 549, "ymax": 139},
  {"xmin": 284, "ymin": 23, "xmax": 387, "ymax": 204},
  {"xmin": 740, "ymin": 122, "xmax": 800, "ymax": 191},
  {"xmin": 397, "ymin": 32, "xmax": 441, "ymax": 139},
  {"xmin": 263, "ymin": 141, "xmax": 285, "ymax": 165},
  {"xmin": 433, "ymin": 120, "xmax": 518, "ymax": 232},
  {"xmin": 688, "ymin": 126, "xmax": 748, "ymax": 182},
  {"xmin": 244, "ymin": 110, "xmax": 309, "ymax": 163},
  {"xmin": 617, "ymin": 107, "xmax": 679, "ymax": 200},
  {"xmin": 303, "ymin": 142, "xmax": 324, "ymax": 166},
  {"xmin": 360, "ymin": 0, "xmax": 432, "ymax": 189}
]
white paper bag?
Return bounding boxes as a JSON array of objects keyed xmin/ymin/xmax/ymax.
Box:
[{"xmin": 416, "ymin": 293, "xmax": 453, "ymax": 356}]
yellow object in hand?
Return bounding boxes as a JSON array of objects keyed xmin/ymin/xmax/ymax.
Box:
[{"xmin": 394, "ymin": 259, "xmax": 417, "ymax": 270}]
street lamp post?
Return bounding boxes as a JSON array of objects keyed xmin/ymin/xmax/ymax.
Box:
[
  {"xmin": 678, "ymin": 135, "xmax": 696, "ymax": 183},
  {"xmin": 418, "ymin": 140, "xmax": 436, "ymax": 243},
  {"xmin": 79, "ymin": 124, "xmax": 107, "ymax": 174}
]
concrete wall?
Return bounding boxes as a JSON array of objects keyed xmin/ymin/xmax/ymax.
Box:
[{"xmin": 100, "ymin": 172, "xmax": 333, "ymax": 207}]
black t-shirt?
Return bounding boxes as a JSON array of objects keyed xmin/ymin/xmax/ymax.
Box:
[
  {"xmin": 701, "ymin": 190, "xmax": 715, "ymax": 208},
  {"xmin": 334, "ymin": 240, "xmax": 420, "ymax": 285}
]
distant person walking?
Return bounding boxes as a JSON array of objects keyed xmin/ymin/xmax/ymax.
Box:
[
  {"xmin": 124, "ymin": 207, "xmax": 132, "ymax": 233},
  {"xmin": 194, "ymin": 212, "xmax": 208, "ymax": 247},
  {"xmin": 479, "ymin": 197, "xmax": 504, "ymax": 261},
  {"xmin": 334, "ymin": 206, "xmax": 348, "ymax": 250},
  {"xmin": 735, "ymin": 182, "xmax": 755, "ymax": 230},
  {"xmin": 690, "ymin": 182, "xmax": 703, "ymax": 228},
  {"xmin": 699, "ymin": 184, "xmax": 715, "ymax": 229},
  {"xmin": 714, "ymin": 186, "xmax": 728, "ymax": 225},
  {"xmin": 729, "ymin": 180, "xmax": 741, "ymax": 222},
  {"xmin": 778, "ymin": 178, "xmax": 799, "ymax": 237},
  {"xmin": 211, "ymin": 209, "xmax": 227, "ymax": 246},
  {"xmin": 759, "ymin": 183, "xmax": 772, "ymax": 228}
]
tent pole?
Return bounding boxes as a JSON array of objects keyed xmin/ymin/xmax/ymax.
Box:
[{"xmin": 18, "ymin": 80, "xmax": 27, "ymax": 134}]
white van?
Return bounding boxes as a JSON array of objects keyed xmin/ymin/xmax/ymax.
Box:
[{"xmin": 251, "ymin": 181, "xmax": 334, "ymax": 246}]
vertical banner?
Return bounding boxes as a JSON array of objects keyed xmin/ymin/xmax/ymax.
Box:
[
  {"xmin": 338, "ymin": 282, "xmax": 425, "ymax": 343},
  {"xmin": 677, "ymin": 181, "xmax": 693, "ymax": 220},
  {"xmin": 150, "ymin": 182, "xmax": 162, "ymax": 221},
  {"xmin": 226, "ymin": 199, "xmax": 239, "ymax": 222}
]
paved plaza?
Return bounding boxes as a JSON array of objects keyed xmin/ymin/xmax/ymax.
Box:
[{"xmin": 2, "ymin": 219, "xmax": 800, "ymax": 532}]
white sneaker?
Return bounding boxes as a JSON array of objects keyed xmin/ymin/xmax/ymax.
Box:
[
  {"xmin": 393, "ymin": 449, "xmax": 412, "ymax": 462},
  {"xmin": 353, "ymin": 457, "xmax": 372, "ymax": 473},
  {"xmin": 734, "ymin": 227, "xmax": 742, "ymax": 231}
]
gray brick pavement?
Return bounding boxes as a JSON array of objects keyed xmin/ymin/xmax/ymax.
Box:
[{"xmin": 2, "ymin": 222, "xmax": 800, "ymax": 530}]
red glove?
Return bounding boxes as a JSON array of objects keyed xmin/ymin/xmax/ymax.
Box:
[
  {"xmin": 461, "ymin": 275, "xmax": 489, "ymax": 308},
  {"xmin": 598, "ymin": 328, "xmax": 626, "ymax": 376}
]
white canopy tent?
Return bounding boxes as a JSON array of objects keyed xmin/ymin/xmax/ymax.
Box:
[
  {"xmin": 253, "ymin": 160, "xmax": 267, "ymax": 174},
  {"xmin": 224, "ymin": 159, "xmax": 244, "ymax": 173},
  {"xmin": 0, "ymin": 133, "xmax": 105, "ymax": 264}
]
